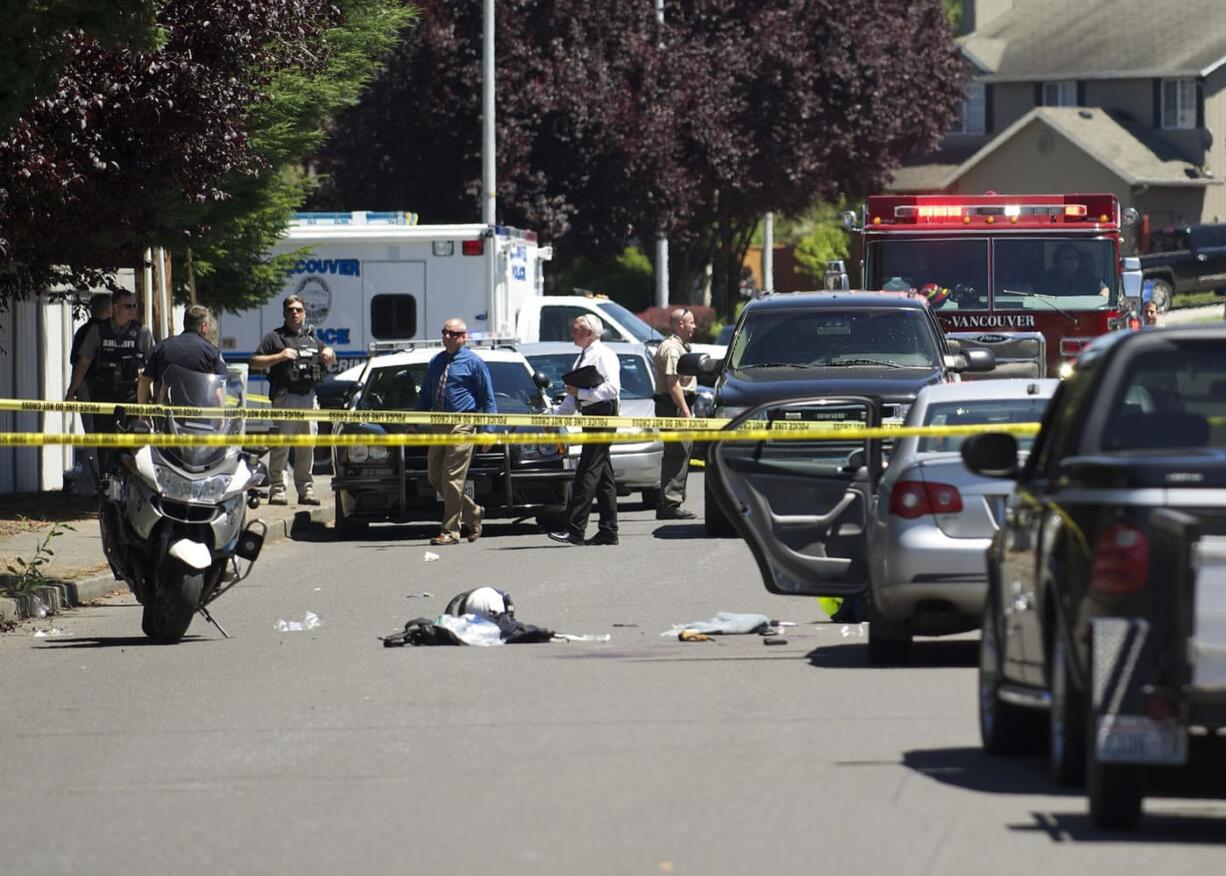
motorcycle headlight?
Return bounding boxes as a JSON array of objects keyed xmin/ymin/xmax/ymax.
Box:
[
  {"xmin": 155, "ymin": 466, "xmax": 232, "ymax": 504},
  {"xmin": 368, "ymin": 445, "xmax": 390, "ymax": 462}
]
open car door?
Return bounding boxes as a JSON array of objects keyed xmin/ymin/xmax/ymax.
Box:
[{"xmin": 708, "ymin": 397, "xmax": 882, "ymax": 597}]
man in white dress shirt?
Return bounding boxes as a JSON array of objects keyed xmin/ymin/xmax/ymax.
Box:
[{"xmin": 548, "ymin": 314, "xmax": 622, "ymax": 546}]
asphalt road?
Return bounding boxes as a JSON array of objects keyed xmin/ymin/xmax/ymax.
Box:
[{"xmin": 2, "ymin": 474, "xmax": 1224, "ymax": 875}]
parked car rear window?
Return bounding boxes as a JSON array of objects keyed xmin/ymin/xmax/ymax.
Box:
[
  {"xmin": 1102, "ymin": 342, "xmax": 1226, "ymax": 451},
  {"xmin": 919, "ymin": 397, "xmax": 1050, "ymax": 453}
]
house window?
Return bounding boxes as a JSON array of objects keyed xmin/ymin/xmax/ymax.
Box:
[
  {"xmin": 953, "ymin": 82, "xmax": 986, "ymax": 135},
  {"xmin": 1161, "ymin": 77, "xmax": 1196, "ymax": 129},
  {"xmin": 369, "ymin": 294, "xmax": 417, "ymax": 340},
  {"xmin": 1041, "ymin": 81, "xmax": 1077, "ymax": 107}
]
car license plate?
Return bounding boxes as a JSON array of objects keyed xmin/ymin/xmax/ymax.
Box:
[
  {"xmin": 435, "ymin": 481, "xmax": 475, "ymax": 502},
  {"xmin": 1095, "ymin": 715, "xmax": 1187, "ymax": 765}
]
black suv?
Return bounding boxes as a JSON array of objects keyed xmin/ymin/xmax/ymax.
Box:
[
  {"xmin": 1140, "ymin": 223, "xmax": 1226, "ymax": 312},
  {"xmin": 697, "ymin": 291, "xmax": 994, "ymax": 535}
]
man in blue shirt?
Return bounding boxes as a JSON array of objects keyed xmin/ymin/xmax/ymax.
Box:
[{"xmin": 416, "ymin": 318, "xmax": 497, "ymax": 545}]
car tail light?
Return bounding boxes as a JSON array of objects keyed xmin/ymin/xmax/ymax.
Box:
[
  {"xmin": 888, "ymin": 480, "xmax": 964, "ymax": 519},
  {"xmin": 461, "ymin": 239, "xmax": 484, "ymax": 256},
  {"xmin": 1090, "ymin": 523, "xmax": 1149, "ymax": 595}
]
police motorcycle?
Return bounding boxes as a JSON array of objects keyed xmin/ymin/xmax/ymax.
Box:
[{"xmin": 98, "ymin": 365, "xmax": 268, "ymax": 643}]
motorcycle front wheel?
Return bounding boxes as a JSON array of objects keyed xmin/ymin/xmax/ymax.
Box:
[{"xmin": 142, "ymin": 560, "xmax": 205, "ymax": 644}]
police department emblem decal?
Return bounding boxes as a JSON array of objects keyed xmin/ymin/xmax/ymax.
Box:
[{"xmin": 294, "ymin": 276, "xmax": 332, "ymax": 324}]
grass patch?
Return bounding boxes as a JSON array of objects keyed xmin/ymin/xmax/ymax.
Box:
[{"xmin": 1171, "ymin": 291, "xmax": 1223, "ymax": 309}]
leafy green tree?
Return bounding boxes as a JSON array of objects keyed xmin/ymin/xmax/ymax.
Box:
[
  {"xmin": 548, "ymin": 246, "xmax": 655, "ymax": 312},
  {"xmin": 0, "ymin": 0, "xmax": 412, "ymax": 311}
]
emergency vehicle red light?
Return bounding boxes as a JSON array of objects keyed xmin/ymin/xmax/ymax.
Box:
[
  {"xmin": 1064, "ymin": 204, "xmax": 1088, "ymax": 217},
  {"xmin": 898, "ymin": 205, "xmax": 964, "ymax": 219},
  {"xmin": 462, "ymin": 239, "xmax": 484, "ymax": 256}
]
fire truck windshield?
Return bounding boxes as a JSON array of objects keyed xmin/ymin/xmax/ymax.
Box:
[{"xmin": 866, "ymin": 237, "xmax": 1118, "ymax": 310}]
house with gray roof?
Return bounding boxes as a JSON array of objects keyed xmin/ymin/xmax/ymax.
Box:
[{"xmin": 891, "ymin": 0, "xmax": 1226, "ymax": 231}]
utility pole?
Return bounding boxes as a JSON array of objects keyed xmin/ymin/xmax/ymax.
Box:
[
  {"xmin": 762, "ymin": 212, "xmax": 775, "ymax": 293},
  {"xmin": 654, "ymin": 0, "xmax": 669, "ymax": 309},
  {"xmin": 482, "ymin": 0, "xmax": 496, "ymax": 226}
]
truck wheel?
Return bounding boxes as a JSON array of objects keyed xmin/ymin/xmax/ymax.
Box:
[
  {"xmin": 867, "ymin": 599, "xmax": 912, "ymax": 665},
  {"xmin": 334, "ymin": 491, "xmax": 367, "ymax": 539},
  {"xmin": 704, "ymin": 480, "xmax": 736, "ymax": 537},
  {"xmin": 1088, "ymin": 755, "xmax": 1143, "ymax": 829},
  {"xmin": 979, "ymin": 602, "xmax": 1044, "ymax": 755},
  {"xmin": 1050, "ymin": 635, "xmax": 1087, "ymax": 785},
  {"xmin": 1148, "ymin": 278, "xmax": 1173, "ymax": 313}
]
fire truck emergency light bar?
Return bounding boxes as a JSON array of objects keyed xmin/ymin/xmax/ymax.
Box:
[{"xmin": 867, "ymin": 194, "xmax": 1118, "ymax": 227}]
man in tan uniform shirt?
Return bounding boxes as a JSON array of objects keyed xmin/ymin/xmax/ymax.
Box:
[{"xmin": 653, "ymin": 308, "xmax": 698, "ymax": 520}]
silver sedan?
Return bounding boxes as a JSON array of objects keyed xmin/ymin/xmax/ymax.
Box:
[{"xmin": 866, "ymin": 378, "xmax": 1059, "ymax": 664}]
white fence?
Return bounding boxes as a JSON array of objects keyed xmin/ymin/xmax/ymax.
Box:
[{"xmin": 0, "ymin": 296, "xmax": 78, "ymax": 494}]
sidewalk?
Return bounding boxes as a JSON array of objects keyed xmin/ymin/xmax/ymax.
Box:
[{"xmin": 0, "ymin": 493, "xmax": 334, "ymax": 625}]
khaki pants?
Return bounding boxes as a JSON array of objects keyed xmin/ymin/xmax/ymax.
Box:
[
  {"xmin": 655, "ymin": 395, "xmax": 694, "ymax": 511},
  {"xmin": 268, "ymin": 390, "xmax": 318, "ymax": 495},
  {"xmin": 427, "ymin": 424, "xmax": 480, "ymax": 538}
]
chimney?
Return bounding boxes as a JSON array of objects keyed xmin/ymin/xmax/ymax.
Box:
[{"xmin": 962, "ymin": 0, "xmax": 1014, "ymax": 34}]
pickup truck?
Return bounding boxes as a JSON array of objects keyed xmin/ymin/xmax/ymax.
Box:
[
  {"xmin": 1139, "ymin": 223, "xmax": 1226, "ymax": 312},
  {"xmin": 961, "ymin": 325, "xmax": 1226, "ymax": 829}
]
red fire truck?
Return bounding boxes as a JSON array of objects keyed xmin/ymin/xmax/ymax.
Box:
[{"xmin": 849, "ymin": 193, "xmax": 1143, "ymax": 375}]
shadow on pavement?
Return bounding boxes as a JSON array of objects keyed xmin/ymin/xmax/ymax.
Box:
[
  {"xmin": 805, "ymin": 638, "xmax": 978, "ymax": 669},
  {"xmin": 893, "ymin": 746, "xmax": 1061, "ymax": 797},
  {"xmin": 38, "ymin": 635, "xmax": 210, "ymax": 649},
  {"xmin": 651, "ymin": 523, "xmax": 709, "ymax": 540},
  {"xmin": 1008, "ymin": 810, "xmax": 1226, "ymax": 844}
]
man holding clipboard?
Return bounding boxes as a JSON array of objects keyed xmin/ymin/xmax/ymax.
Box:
[{"xmin": 547, "ymin": 314, "xmax": 622, "ymax": 546}]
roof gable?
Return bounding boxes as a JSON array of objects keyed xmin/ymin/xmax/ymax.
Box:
[
  {"xmin": 941, "ymin": 107, "xmax": 1216, "ymax": 189},
  {"xmin": 960, "ymin": 0, "xmax": 1226, "ymax": 81}
]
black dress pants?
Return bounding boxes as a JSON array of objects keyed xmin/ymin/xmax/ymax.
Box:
[{"xmin": 566, "ymin": 427, "xmax": 618, "ymax": 537}]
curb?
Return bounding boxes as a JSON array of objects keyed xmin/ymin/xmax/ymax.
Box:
[{"xmin": 0, "ymin": 502, "xmax": 334, "ymax": 626}]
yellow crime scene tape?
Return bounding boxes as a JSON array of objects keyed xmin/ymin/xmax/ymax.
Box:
[
  {"xmin": 0, "ymin": 421, "xmax": 1041, "ymax": 448},
  {"xmin": 4, "ymin": 396, "xmax": 742, "ymax": 431}
]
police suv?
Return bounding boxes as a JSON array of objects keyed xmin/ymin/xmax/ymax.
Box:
[{"xmin": 330, "ymin": 340, "xmax": 572, "ymax": 537}]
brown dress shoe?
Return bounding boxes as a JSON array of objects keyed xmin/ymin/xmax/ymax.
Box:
[
  {"xmin": 466, "ymin": 507, "xmax": 484, "ymax": 543},
  {"xmin": 430, "ymin": 533, "xmax": 460, "ymax": 546}
]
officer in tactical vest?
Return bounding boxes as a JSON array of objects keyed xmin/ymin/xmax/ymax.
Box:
[
  {"xmin": 250, "ymin": 293, "xmax": 336, "ymax": 506},
  {"xmin": 65, "ymin": 289, "xmax": 156, "ymax": 467}
]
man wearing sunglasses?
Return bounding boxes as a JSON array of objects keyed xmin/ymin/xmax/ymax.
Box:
[
  {"xmin": 416, "ymin": 319, "xmax": 496, "ymax": 546},
  {"xmin": 65, "ymin": 289, "xmax": 155, "ymax": 468},
  {"xmin": 250, "ymin": 294, "xmax": 336, "ymax": 505}
]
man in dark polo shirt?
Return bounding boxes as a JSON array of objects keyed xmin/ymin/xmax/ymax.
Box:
[{"xmin": 137, "ymin": 305, "xmax": 228, "ymax": 404}]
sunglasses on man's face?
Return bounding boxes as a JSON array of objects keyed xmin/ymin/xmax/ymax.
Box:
[{"xmin": 442, "ymin": 329, "xmax": 466, "ymax": 338}]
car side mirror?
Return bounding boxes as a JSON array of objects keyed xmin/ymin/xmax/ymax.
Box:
[
  {"xmin": 961, "ymin": 433, "xmax": 1020, "ymax": 478},
  {"xmin": 1121, "ymin": 256, "xmax": 1142, "ymax": 305},
  {"xmin": 677, "ymin": 351, "xmax": 710, "ymax": 377},
  {"xmin": 952, "ymin": 348, "xmax": 996, "ymax": 373},
  {"xmin": 532, "ymin": 371, "xmax": 552, "ymax": 389}
]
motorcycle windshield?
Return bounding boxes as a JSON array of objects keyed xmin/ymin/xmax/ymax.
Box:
[{"xmin": 156, "ymin": 364, "xmax": 242, "ymax": 470}]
